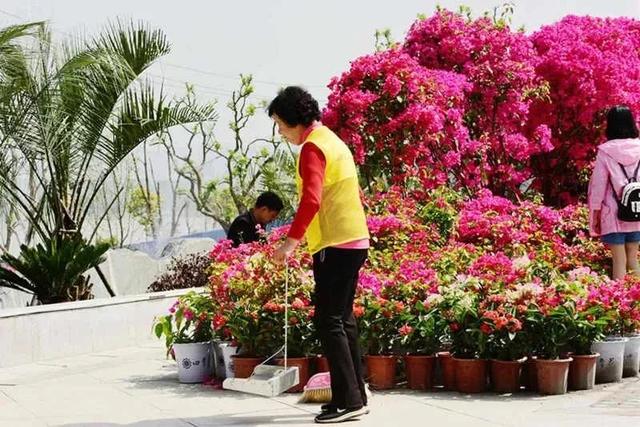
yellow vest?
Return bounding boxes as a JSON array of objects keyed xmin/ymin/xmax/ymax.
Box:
[{"xmin": 295, "ymin": 126, "xmax": 370, "ymax": 254}]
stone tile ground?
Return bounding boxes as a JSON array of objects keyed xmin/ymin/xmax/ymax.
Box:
[{"xmin": 1, "ymin": 343, "xmax": 638, "ymax": 427}]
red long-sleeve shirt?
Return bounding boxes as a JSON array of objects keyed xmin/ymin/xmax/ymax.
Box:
[{"xmin": 288, "ymin": 142, "xmax": 325, "ymax": 240}]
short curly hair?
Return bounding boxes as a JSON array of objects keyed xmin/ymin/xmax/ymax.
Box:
[{"xmin": 267, "ymin": 86, "xmax": 321, "ymax": 127}]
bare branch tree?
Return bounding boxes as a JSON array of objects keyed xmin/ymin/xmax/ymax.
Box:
[
  {"xmin": 130, "ymin": 142, "xmax": 162, "ymax": 239},
  {"xmin": 160, "ymin": 77, "xmax": 295, "ymax": 232}
]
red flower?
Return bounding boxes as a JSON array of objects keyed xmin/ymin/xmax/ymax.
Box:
[
  {"xmin": 480, "ymin": 323, "xmax": 493, "ymax": 334},
  {"xmin": 353, "ymin": 305, "xmax": 365, "ymax": 318},
  {"xmin": 449, "ymin": 322, "xmax": 461, "ymax": 332},
  {"xmin": 495, "ymin": 317, "xmax": 508, "ymax": 331},
  {"xmin": 212, "ymin": 313, "xmax": 226, "ymax": 330},
  {"xmin": 399, "ymin": 324, "xmax": 414, "ymax": 336},
  {"xmin": 482, "ymin": 310, "xmax": 499, "ymax": 321},
  {"xmin": 292, "ymin": 298, "xmax": 305, "ymax": 310},
  {"xmin": 507, "ymin": 318, "xmax": 522, "ymax": 333},
  {"xmin": 263, "ymin": 301, "xmax": 279, "ymax": 312}
]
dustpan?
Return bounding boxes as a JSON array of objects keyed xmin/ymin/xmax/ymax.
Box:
[{"xmin": 223, "ymin": 261, "xmax": 300, "ymax": 397}]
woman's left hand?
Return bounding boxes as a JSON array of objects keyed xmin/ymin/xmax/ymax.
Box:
[{"xmin": 274, "ymin": 238, "xmax": 299, "ymax": 264}]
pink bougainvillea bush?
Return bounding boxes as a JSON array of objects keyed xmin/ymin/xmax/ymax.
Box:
[
  {"xmin": 324, "ymin": 9, "xmax": 640, "ymax": 206},
  {"xmin": 403, "ymin": 9, "xmax": 552, "ymax": 197},
  {"xmin": 529, "ymin": 15, "xmax": 640, "ymax": 205},
  {"xmin": 322, "ymin": 49, "xmax": 472, "ymax": 196}
]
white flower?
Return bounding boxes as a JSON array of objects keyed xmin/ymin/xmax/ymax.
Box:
[{"xmin": 512, "ymin": 254, "xmax": 531, "ymax": 270}]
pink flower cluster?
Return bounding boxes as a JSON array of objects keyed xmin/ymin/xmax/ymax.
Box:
[
  {"xmin": 323, "ymin": 49, "xmax": 473, "ymax": 193},
  {"xmin": 324, "ymin": 10, "xmax": 640, "ymax": 206},
  {"xmin": 404, "ymin": 10, "xmax": 552, "ymax": 195},
  {"xmin": 529, "ymin": 15, "xmax": 640, "ymax": 204}
]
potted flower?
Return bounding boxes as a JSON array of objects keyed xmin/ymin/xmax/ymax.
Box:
[
  {"xmin": 587, "ymin": 280, "xmax": 631, "ymax": 383},
  {"xmin": 618, "ymin": 275, "xmax": 640, "ymax": 378},
  {"xmin": 210, "ymin": 311, "xmax": 237, "ymax": 380},
  {"xmin": 565, "ymin": 300, "xmax": 607, "ymax": 390},
  {"xmin": 440, "ymin": 280, "xmax": 489, "ymax": 394},
  {"xmin": 397, "ymin": 299, "xmax": 443, "ymax": 390},
  {"xmin": 271, "ymin": 296, "xmax": 316, "ymax": 392},
  {"xmin": 224, "ymin": 302, "xmax": 272, "ymax": 378},
  {"xmin": 153, "ymin": 291, "xmax": 214, "ymax": 383},
  {"xmin": 526, "ymin": 303, "xmax": 573, "ymax": 395},
  {"xmin": 358, "ymin": 294, "xmax": 401, "ymax": 390},
  {"xmin": 208, "ymin": 240, "xmax": 315, "ymax": 381},
  {"xmin": 483, "ymin": 307, "xmax": 528, "ymax": 393}
]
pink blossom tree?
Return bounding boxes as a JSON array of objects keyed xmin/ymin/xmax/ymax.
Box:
[
  {"xmin": 529, "ymin": 15, "xmax": 640, "ymax": 205},
  {"xmin": 323, "ymin": 49, "xmax": 473, "ymax": 196},
  {"xmin": 403, "ymin": 9, "xmax": 553, "ymax": 198}
]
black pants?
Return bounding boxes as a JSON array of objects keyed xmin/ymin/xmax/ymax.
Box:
[{"xmin": 312, "ymin": 247, "xmax": 368, "ymax": 409}]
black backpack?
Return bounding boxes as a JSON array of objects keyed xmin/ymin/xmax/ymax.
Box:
[{"xmin": 610, "ymin": 160, "xmax": 640, "ymax": 221}]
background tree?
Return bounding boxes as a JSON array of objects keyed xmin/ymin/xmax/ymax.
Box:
[
  {"xmin": 93, "ymin": 164, "xmax": 134, "ymax": 248},
  {"xmin": 529, "ymin": 15, "xmax": 640, "ymax": 205},
  {"xmin": 161, "ymin": 76, "xmax": 295, "ymax": 232}
]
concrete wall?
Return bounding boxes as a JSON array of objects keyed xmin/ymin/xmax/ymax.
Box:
[
  {"xmin": 0, "ymin": 287, "xmax": 205, "ymax": 368},
  {"xmin": 0, "ymin": 237, "xmax": 215, "ymax": 309}
]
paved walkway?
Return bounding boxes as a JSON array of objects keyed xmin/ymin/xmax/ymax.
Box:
[{"xmin": 1, "ymin": 342, "xmax": 639, "ymax": 427}]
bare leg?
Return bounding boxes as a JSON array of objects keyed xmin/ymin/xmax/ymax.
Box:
[
  {"xmin": 610, "ymin": 244, "xmax": 627, "ymax": 280},
  {"xmin": 625, "ymin": 242, "xmax": 640, "ymax": 275}
]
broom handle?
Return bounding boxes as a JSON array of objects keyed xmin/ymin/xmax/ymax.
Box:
[{"xmin": 284, "ymin": 259, "xmax": 288, "ymax": 370}]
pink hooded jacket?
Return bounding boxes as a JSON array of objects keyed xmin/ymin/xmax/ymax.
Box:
[{"xmin": 588, "ymin": 138, "xmax": 640, "ymax": 236}]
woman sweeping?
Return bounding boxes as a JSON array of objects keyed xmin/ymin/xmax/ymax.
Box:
[{"xmin": 269, "ymin": 86, "xmax": 370, "ymax": 424}]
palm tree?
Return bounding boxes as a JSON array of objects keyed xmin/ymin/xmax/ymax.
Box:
[{"xmin": 0, "ymin": 21, "xmax": 217, "ymax": 303}]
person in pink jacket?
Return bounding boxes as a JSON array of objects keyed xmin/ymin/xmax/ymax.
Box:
[{"xmin": 588, "ymin": 105, "xmax": 640, "ymax": 279}]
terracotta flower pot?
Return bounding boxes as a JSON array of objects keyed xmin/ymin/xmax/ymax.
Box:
[
  {"xmin": 454, "ymin": 358, "xmax": 487, "ymax": 393},
  {"xmin": 490, "ymin": 358, "xmax": 526, "ymax": 393},
  {"xmin": 276, "ymin": 357, "xmax": 312, "ymax": 392},
  {"xmin": 403, "ymin": 354, "xmax": 436, "ymax": 390},
  {"xmin": 521, "ymin": 356, "xmax": 538, "ymax": 392},
  {"xmin": 535, "ymin": 358, "xmax": 572, "ymax": 395},
  {"xmin": 231, "ymin": 355, "xmax": 264, "ymax": 379},
  {"xmin": 365, "ymin": 355, "xmax": 396, "ymax": 390},
  {"xmin": 437, "ymin": 351, "xmax": 456, "ymax": 391},
  {"xmin": 568, "ymin": 353, "xmax": 599, "ymax": 390},
  {"xmin": 315, "ymin": 355, "xmax": 330, "ymax": 373}
]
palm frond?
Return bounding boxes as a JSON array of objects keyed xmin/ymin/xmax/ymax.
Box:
[
  {"xmin": 93, "ymin": 20, "xmax": 170, "ymax": 75},
  {"xmin": 0, "ymin": 22, "xmax": 44, "ymax": 47},
  {"xmin": 100, "ymin": 82, "xmax": 218, "ymax": 168}
]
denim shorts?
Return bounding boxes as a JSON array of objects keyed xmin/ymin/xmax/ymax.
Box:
[{"xmin": 600, "ymin": 232, "xmax": 640, "ymax": 245}]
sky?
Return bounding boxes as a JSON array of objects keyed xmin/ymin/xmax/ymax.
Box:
[
  {"xmin": 1, "ymin": 0, "xmax": 639, "ymax": 240},
  {"xmin": 2, "ymin": 0, "xmax": 639, "ymax": 107}
]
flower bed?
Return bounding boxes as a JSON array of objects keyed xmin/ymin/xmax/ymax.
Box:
[{"xmin": 198, "ymin": 187, "xmax": 640, "ymax": 393}]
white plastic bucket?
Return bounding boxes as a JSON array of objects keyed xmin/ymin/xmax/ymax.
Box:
[
  {"xmin": 173, "ymin": 342, "xmax": 212, "ymax": 383},
  {"xmin": 592, "ymin": 337, "xmax": 628, "ymax": 383},
  {"xmin": 623, "ymin": 335, "xmax": 640, "ymax": 377},
  {"xmin": 217, "ymin": 341, "xmax": 239, "ymax": 379}
]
